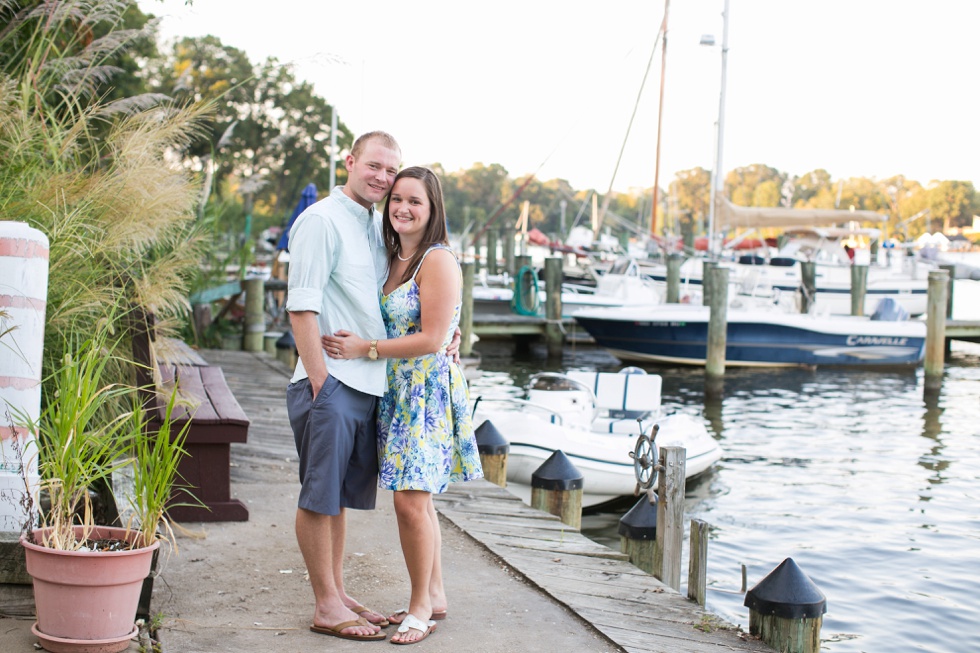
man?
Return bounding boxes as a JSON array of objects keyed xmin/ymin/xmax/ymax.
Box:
[{"xmin": 285, "ymin": 131, "xmax": 401, "ymax": 641}]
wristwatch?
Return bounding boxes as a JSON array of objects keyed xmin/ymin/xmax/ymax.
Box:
[{"xmin": 368, "ymin": 340, "xmax": 379, "ymax": 360}]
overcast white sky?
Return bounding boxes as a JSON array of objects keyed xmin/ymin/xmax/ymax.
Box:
[{"xmin": 139, "ymin": 0, "xmax": 979, "ymax": 195}]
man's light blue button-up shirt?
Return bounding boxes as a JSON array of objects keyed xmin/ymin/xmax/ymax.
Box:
[{"xmin": 285, "ymin": 187, "xmax": 388, "ymax": 396}]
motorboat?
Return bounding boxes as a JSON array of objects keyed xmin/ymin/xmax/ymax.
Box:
[
  {"xmin": 637, "ymin": 194, "xmax": 935, "ymax": 316},
  {"xmin": 573, "ymin": 296, "xmax": 926, "ymax": 368},
  {"xmin": 472, "ymin": 257, "xmax": 663, "ymax": 318},
  {"xmin": 471, "ymin": 368, "xmax": 723, "ymax": 508}
]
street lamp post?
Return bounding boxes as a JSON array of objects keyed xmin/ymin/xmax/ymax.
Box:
[{"xmin": 703, "ymin": 0, "xmax": 730, "ymax": 259}]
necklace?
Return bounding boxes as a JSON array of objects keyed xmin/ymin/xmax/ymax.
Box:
[{"xmin": 396, "ymin": 248, "xmax": 416, "ymax": 262}]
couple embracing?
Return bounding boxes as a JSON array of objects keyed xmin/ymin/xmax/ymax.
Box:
[{"xmin": 285, "ymin": 131, "xmax": 483, "ymax": 645}]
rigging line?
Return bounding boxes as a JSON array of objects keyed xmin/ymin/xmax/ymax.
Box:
[
  {"xmin": 597, "ymin": 23, "xmax": 666, "ymax": 231},
  {"xmin": 468, "ymin": 30, "xmax": 663, "ymax": 251},
  {"xmin": 650, "ymin": 0, "xmax": 671, "ymax": 236}
]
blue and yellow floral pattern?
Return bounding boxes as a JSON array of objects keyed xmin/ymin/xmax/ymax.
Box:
[{"xmin": 377, "ymin": 246, "xmax": 483, "ymax": 493}]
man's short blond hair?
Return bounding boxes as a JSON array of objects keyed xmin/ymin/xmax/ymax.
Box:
[{"xmin": 350, "ymin": 131, "xmax": 401, "ymax": 160}]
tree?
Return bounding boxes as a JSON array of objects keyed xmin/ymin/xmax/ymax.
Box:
[
  {"xmin": 145, "ymin": 35, "xmax": 350, "ymax": 233},
  {"xmin": 725, "ymin": 164, "xmax": 786, "ymax": 207},
  {"xmin": 927, "ymin": 180, "xmax": 976, "ymax": 232},
  {"xmin": 668, "ymin": 167, "xmax": 711, "ymax": 238}
]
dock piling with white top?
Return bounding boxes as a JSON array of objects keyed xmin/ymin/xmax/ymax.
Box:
[
  {"xmin": 924, "ymin": 268, "xmax": 949, "ymax": 393},
  {"xmin": 849, "ymin": 264, "xmax": 867, "ymax": 316}
]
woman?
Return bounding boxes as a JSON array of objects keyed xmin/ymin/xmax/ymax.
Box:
[{"xmin": 321, "ymin": 166, "xmax": 483, "ymax": 645}]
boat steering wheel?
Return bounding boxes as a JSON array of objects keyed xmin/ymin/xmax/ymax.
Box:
[{"xmin": 630, "ymin": 423, "xmax": 660, "ymax": 497}]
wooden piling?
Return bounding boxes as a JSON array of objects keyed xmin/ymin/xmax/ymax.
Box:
[
  {"xmin": 940, "ymin": 263, "xmax": 956, "ymax": 356},
  {"xmin": 745, "ymin": 558, "xmax": 826, "ymax": 653},
  {"xmin": 688, "ymin": 518, "xmax": 709, "ymax": 607},
  {"xmin": 243, "ymin": 277, "xmax": 264, "ymax": 352},
  {"xmin": 530, "ymin": 451, "xmax": 583, "ymax": 530},
  {"xmin": 487, "ymin": 227, "xmax": 499, "ymax": 276},
  {"xmin": 666, "ymin": 254, "xmax": 682, "ymax": 303},
  {"xmin": 460, "ymin": 260, "xmax": 475, "ymax": 358},
  {"xmin": 850, "ymin": 264, "xmax": 867, "ymax": 316},
  {"xmin": 701, "ymin": 261, "xmax": 716, "ymax": 306},
  {"xmin": 544, "ymin": 256, "xmax": 564, "ymax": 357},
  {"xmin": 653, "ymin": 446, "xmax": 686, "ymax": 591},
  {"xmin": 263, "ymin": 332, "xmax": 281, "ymax": 355},
  {"xmin": 474, "ymin": 420, "xmax": 509, "ymax": 487},
  {"xmin": 502, "ymin": 227, "xmax": 515, "ymax": 275},
  {"xmin": 800, "ymin": 261, "xmax": 817, "ymax": 314},
  {"xmin": 924, "ymin": 269, "xmax": 948, "ymax": 393},
  {"xmin": 618, "ymin": 495, "xmax": 658, "ymax": 574},
  {"xmin": 275, "ymin": 330, "xmax": 297, "ymax": 369},
  {"xmin": 514, "ymin": 254, "xmax": 532, "ymax": 273},
  {"xmin": 705, "ymin": 265, "xmax": 729, "ymax": 395}
]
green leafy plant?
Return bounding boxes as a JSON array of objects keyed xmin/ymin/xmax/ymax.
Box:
[
  {"xmin": 25, "ymin": 329, "xmax": 137, "ymax": 550},
  {"xmin": 18, "ymin": 326, "xmax": 192, "ymax": 551},
  {"xmin": 125, "ymin": 388, "xmax": 192, "ymax": 550}
]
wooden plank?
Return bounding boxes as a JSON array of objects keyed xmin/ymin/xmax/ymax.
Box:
[
  {"xmin": 174, "ymin": 366, "xmax": 220, "ymax": 423},
  {"xmin": 200, "ymin": 366, "xmax": 249, "ymax": 425},
  {"xmin": 155, "ymin": 337, "xmax": 208, "ymax": 366}
]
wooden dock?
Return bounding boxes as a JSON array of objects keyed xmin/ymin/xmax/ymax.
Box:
[
  {"xmin": 204, "ymin": 348, "xmax": 772, "ymax": 653},
  {"xmin": 434, "ymin": 482, "xmax": 771, "ymax": 653},
  {"xmin": 946, "ymin": 319, "xmax": 980, "ymax": 343}
]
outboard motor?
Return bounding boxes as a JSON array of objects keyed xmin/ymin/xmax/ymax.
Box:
[{"xmin": 870, "ymin": 297, "xmax": 909, "ymax": 322}]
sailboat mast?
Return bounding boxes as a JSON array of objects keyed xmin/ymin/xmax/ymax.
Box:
[{"xmin": 650, "ymin": 0, "xmax": 670, "ymax": 238}]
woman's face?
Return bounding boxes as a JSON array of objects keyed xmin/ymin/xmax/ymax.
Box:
[{"xmin": 387, "ymin": 177, "xmax": 431, "ymax": 242}]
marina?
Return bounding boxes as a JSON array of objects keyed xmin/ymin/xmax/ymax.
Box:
[{"xmin": 467, "ymin": 274, "xmax": 980, "ymax": 653}]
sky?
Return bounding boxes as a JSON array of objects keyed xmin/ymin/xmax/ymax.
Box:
[{"xmin": 138, "ymin": 0, "xmax": 980, "ymax": 195}]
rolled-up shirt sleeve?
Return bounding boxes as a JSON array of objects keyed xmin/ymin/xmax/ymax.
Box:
[{"xmin": 286, "ymin": 212, "xmax": 334, "ymax": 314}]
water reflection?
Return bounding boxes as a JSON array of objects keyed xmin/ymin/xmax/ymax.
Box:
[{"xmin": 469, "ymin": 335, "xmax": 980, "ymax": 653}]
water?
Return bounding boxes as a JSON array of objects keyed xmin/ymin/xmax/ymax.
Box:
[{"xmin": 467, "ymin": 274, "xmax": 980, "ymax": 653}]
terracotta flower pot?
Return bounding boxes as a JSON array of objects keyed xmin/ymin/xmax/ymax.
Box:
[{"xmin": 21, "ymin": 526, "xmax": 160, "ymax": 653}]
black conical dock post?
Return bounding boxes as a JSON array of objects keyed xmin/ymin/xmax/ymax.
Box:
[
  {"xmin": 530, "ymin": 450, "xmax": 583, "ymax": 529},
  {"xmin": 474, "ymin": 420, "xmax": 509, "ymax": 487},
  {"xmin": 618, "ymin": 494, "xmax": 658, "ymax": 573},
  {"xmin": 744, "ymin": 558, "xmax": 827, "ymax": 653}
]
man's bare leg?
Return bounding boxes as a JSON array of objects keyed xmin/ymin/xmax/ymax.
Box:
[
  {"xmin": 332, "ymin": 508, "xmax": 387, "ymax": 625},
  {"xmin": 296, "ymin": 507, "xmax": 378, "ymax": 636}
]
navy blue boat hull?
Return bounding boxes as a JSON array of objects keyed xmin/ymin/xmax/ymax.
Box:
[{"xmin": 574, "ymin": 312, "xmax": 926, "ymax": 367}]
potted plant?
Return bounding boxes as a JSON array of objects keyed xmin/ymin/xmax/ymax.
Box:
[{"xmin": 16, "ymin": 329, "xmax": 191, "ymax": 653}]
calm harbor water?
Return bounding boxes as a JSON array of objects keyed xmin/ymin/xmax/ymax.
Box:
[{"xmin": 467, "ymin": 275, "xmax": 980, "ymax": 653}]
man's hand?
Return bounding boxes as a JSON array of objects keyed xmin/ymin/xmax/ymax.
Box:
[{"xmin": 446, "ymin": 326, "xmax": 462, "ymax": 364}]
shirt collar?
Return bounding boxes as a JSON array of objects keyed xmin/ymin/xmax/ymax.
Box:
[{"xmin": 332, "ymin": 186, "xmax": 376, "ymax": 224}]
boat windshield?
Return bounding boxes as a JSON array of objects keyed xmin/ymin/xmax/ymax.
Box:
[{"xmin": 528, "ymin": 373, "xmax": 591, "ymax": 394}]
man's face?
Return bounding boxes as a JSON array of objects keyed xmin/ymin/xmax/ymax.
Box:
[{"xmin": 344, "ymin": 140, "xmax": 400, "ymax": 208}]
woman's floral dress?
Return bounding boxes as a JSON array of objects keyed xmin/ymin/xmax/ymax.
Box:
[{"xmin": 377, "ymin": 245, "xmax": 483, "ymax": 493}]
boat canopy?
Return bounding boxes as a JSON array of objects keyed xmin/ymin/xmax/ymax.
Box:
[{"xmin": 715, "ymin": 196, "xmax": 884, "ymax": 231}]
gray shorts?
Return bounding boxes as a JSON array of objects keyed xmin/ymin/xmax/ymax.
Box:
[{"xmin": 285, "ymin": 376, "xmax": 378, "ymax": 515}]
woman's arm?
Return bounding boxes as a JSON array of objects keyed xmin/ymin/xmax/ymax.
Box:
[{"xmin": 321, "ymin": 249, "xmax": 460, "ymax": 360}]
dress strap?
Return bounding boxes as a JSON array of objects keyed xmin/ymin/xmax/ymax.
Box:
[{"xmin": 410, "ymin": 244, "xmax": 450, "ymax": 281}]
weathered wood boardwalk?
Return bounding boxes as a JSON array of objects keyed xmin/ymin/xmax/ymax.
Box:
[
  {"xmin": 204, "ymin": 348, "xmax": 772, "ymax": 653},
  {"xmin": 434, "ymin": 483, "xmax": 771, "ymax": 653}
]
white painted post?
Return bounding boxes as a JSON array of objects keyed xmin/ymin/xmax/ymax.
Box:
[{"xmin": 0, "ymin": 222, "xmax": 49, "ymax": 536}]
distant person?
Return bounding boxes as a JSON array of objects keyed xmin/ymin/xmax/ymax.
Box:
[
  {"xmin": 285, "ymin": 131, "xmax": 401, "ymax": 642},
  {"xmin": 321, "ymin": 166, "xmax": 483, "ymax": 645}
]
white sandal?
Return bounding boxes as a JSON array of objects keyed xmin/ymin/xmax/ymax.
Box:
[{"xmin": 392, "ymin": 614, "xmax": 436, "ymax": 646}]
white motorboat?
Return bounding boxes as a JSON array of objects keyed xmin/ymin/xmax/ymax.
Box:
[
  {"xmin": 639, "ymin": 226, "xmax": 932, "ymax": 316},
  {"xmin": 471, "ymin": 368, "xmax": 723, "ymax": 509},
  {"xmin": 472, "ymin": 258, "xmax": 662, "ymax": 318}
]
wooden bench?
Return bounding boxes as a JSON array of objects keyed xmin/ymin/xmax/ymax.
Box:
[{"xmin": 133, "ymin": 313, "xmax": 249, "ymax": 522}]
